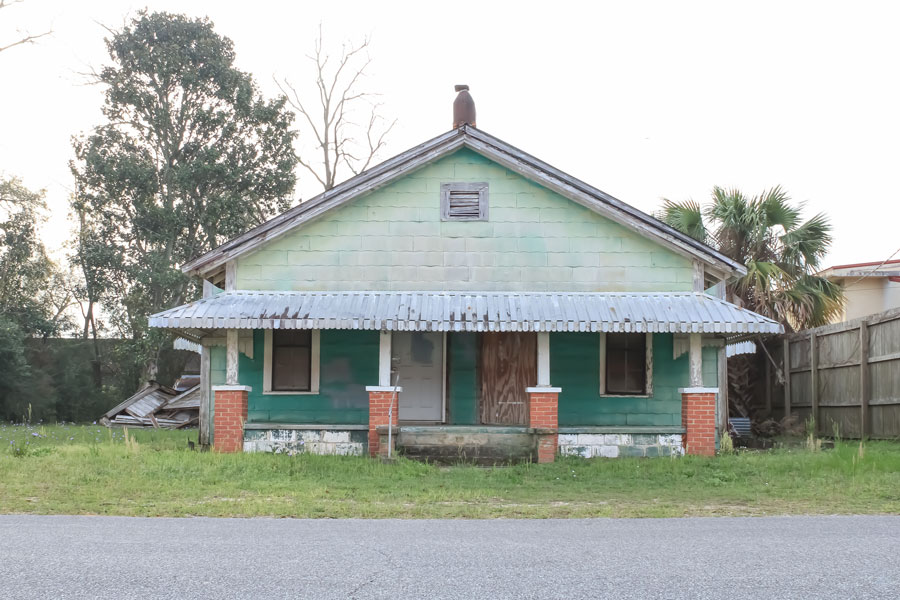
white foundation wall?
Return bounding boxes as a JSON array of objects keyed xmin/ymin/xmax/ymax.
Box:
[{"xmin": 557, "ymin": 432, "xmax": 684, "ymax": 458}]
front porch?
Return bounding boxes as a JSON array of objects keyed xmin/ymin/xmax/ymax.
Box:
[
  {"xmin": 148, "ymin": 290, "xmax": 783, "ymax": 462},
  {"xmin": 207, "ymin": 328, "xmax": 721, "ymax": 463}
]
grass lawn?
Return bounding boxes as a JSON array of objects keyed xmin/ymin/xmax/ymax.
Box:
[{"xmin": 1, "ymin": 423, "xmax": 899, "ymax": 518}]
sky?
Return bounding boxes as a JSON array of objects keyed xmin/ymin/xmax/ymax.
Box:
[{"xmin": 1, "ymin": 0, "xmax": 898, "ymax": 268}]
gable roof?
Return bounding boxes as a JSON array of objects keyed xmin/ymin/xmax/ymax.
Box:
[{"xmin": 182, "ymin": 125, "xmax": 746, "ymax": 279}]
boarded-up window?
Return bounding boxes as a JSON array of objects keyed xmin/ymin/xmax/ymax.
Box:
[
  {"xmin": 605, "ymin": 333, "xmax": 647, "ymax": 395},
  {"xmin": 441, "ymin": 182, "xmax": 489, "ymax": 221},
  {"xmin": 271, "ymin": 330, "xmax": 312, "ymax": 391}
]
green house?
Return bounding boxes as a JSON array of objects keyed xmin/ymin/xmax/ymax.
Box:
[{"xmin": 151, "ymin": 88, "xmax": 781, "ymax": 462}]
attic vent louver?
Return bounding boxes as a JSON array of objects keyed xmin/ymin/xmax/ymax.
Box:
[
  {"xmin": 448, "ymin": 190, "xmax": 481, "ymax": 218},
  {"xmin": 441, "ymin": 182, "xmax": 489, "ymax": 221}
]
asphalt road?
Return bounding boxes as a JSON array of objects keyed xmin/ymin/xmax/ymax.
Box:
[{"xmin": 1, "ymin": 515, "xmax": 898, "ymax": 599}]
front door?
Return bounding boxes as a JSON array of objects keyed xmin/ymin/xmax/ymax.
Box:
[
  {"xmin": 480, "ymin": 332, "xmax": 536, "ymax": 425},
  {"xmin": 392, "ymin": 332, "xmax": 444, "ymax": 422}
]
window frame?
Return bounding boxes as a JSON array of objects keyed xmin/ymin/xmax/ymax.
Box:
[
  {"xmin": 598, "ymin": 332, "xmax": 653, "ymax": 397},
  {"xmin": 263, "ymin": 329, "xmax": 320, "ymax": 395},
  {"xmin": 440, "ymin": 182, "xmax": 489, "ymax": 221}
]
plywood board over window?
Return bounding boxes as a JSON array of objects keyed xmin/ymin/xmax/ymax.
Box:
[
  {"xmin": 599, "ymin": 332, "xmax": 653, "ymax": 396},
  {"xmin": 481, "ymin": 332, "xmax": 536, "ymax": 425},
  {"xmin": 263, "ymin": 329, "xmax": 320, "ymax": 394}
]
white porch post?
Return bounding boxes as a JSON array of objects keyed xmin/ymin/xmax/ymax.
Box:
[
  {"xmin": 378, "ymin": 331, "xmax": 392, "ymax": 387},
  {"xmin": 226, "ymin": 329, "xmax": 239, "ymax": 385},
  {"xmin": 218, "ymin": 261, "xmax": 247, "ymax": 452},
  {"xmin": 528, "ymin": 331, "xmax": 559, "ymax": 463},
  {"xmin": 689, "ymin": 332, "xmax": 703, "ymax": 387},
  {"xmin": 536, "ymin": 332, "xmax": 551, "ymax": 387},
  {"xmin": 367, "ymin": 330, "xmax": 400, "ymax": 457}
]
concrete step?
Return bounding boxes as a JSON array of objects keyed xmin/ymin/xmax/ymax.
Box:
[{"xmin": 397, "ymin": 427, "xmax": 537, "ymax": 465}]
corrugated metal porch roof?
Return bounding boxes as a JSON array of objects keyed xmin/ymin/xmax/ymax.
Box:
[{"xmin": 149, "ymin": 291, "xmax": 783, "ymax": 337}]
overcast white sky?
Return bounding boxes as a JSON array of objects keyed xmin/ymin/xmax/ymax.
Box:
[{"xmin": 1, "ymin": 0, "xmax": 898, "ymax": 267}]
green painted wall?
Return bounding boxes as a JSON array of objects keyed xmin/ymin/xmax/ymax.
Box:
[
  {"xmin": 447, "ymin": 333, "xmax": 479, "ymax": 425},
  {"xmin": 211, "ymin": 329, "xmax": 378, "ymax": 427},
  {"xmin": 209, "ymin": 330, "xmax": 718, "ymax": 433},
  {"xmin": 236, "ymin": 148, "xmax": 694, "ymax": 293},
  {"xmin": 552, "ymin": 333, "xmax": 718, "ymax": 427}
]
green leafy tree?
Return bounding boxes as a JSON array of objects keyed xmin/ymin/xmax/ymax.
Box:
[
  {"xmin": 0, "ymin": 178, "xmax": 55, "ymax": 336},
  {"xmin": 0, "ymin": 177, "xmax": 73, "ymax": 419},
  {"xmin": 659, "ymin": 186, "xmax": 843, "ymax": 331},
  {"xmin": 71, "ymin": 11, "xmax": 297, "ymax": 379},
  {"xmin": 0, "ymin": 317, "xmax": 29, "ymax": 418}
]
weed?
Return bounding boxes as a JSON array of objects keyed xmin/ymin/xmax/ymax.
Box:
[
  {"xmin": 719, "ymin": 431, "xmax": 734, "ymax": 455},
  {"xmin": 806, "ymin": 417, "xmax": 822, "ymax": 452},
  {"xmin": 123, "ymin": 427, "xmax": 139, "ymax": 453}
]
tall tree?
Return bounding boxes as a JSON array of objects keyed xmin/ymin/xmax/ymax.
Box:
[
  {"xmin": 71, "ymin": 11, "xmax": 297, "ymax": 379},
  {"xmin": 660, "ymin": 186, "xmax": 843, "ymax": 331},
  {"xmin": 660, "ymin": 187, "xmax": 843, "ymax": 421},
  {"xmin": 278, "ymin": 26, "xmax": 395, "ymax": 191},
  {"xmin": 0, "ymin": 177, "xmax": 71, "ymax": 420},
  {"xmin": 0, "ymin": 177, "xmax": 60, "ymax": 337}
]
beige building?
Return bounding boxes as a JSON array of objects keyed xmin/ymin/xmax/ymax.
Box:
[{"xmin": 820, "ymin": 259, "xmax": 900, "ymax": 322}]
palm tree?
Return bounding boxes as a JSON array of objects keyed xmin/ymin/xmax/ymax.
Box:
[{"xmin": 660, "ymin": 186, "xmax": 843, "ymax": 331}]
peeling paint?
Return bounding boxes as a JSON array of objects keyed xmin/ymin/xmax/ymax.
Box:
[
  {"xmin": 557, "ymin": 432, "xmax": 683, "ymax": 459},
  {"xmin": 243, "ymin": 428, "xmax": 367, "ymax": 456}
]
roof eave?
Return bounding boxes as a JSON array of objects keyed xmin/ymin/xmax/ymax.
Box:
[{"xmin": 181, "ymin": 128, "xmax": 467, "ymax": 277}]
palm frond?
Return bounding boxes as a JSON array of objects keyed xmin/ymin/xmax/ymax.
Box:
[
  {"xmin": 787, "ymin": 275, "xmax": 845, "ymax": 328},
  {"xmin": 758, "ymin": 185, "xmax": 800, "ymax": 231},
  {"xmin": 780, "ymin": 213, "xmax": 833, "ymax": 270},
  {"xmin": 658, "ymin": 198, "xmax": 707, "ymax": 242},
  {"xmin": 732, "ymin": 260, "xmax": 792, "ymax": 321}
]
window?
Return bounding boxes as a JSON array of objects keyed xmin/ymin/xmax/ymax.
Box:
[
  {"xmin": 441, "ymin": 182, "xmax": 489, "ymax": 221},
  {"xmin": 599, "ymin": 332, "xmax": 653, "ymax": 396},
  {"xmin": 263, "ymin": 330, "xmax": 320, "ymax": 394}
]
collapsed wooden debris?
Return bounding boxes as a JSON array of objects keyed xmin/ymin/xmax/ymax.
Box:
[{"xmin": 99, "ymin": 381, "xmax": 199, "ymax": 429}]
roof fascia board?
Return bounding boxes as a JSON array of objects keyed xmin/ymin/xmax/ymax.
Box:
[
  {"xmin": 210, "ymin": 136, "xmax": 467, "ymax": 270},
  {"xmin": 183, "ymin": 128, "xmax": 465, "ymax": 276},
  {"xmin": 461, "ymin": 135, "xmax": 744, "ymax": 275},
  {"xmin": 464, "ymin": 128, "xmax": 745, "ymax": 275}
]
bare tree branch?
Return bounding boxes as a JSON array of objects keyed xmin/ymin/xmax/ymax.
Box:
[
  {"xmin": 278, "ymin": 26, "xmax": 396, "ymax": 191},
  {"xmin": 0, "ymin": 0, "xmax": 51, "ymax": 54}
]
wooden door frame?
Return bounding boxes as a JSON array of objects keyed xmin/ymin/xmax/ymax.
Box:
[{"xmin": 395, "ymin": 331, "xmax": 447, "ymax": 425}]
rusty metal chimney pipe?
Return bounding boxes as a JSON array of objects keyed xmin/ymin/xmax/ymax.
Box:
[{"xmin": 453, "ymin": 85, "xmax": 476, "ymax": 128}]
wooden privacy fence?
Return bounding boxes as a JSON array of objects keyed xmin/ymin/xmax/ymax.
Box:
[{"xmin": 762, "ymin": 307, "xmax": 900, "ymax": 438}]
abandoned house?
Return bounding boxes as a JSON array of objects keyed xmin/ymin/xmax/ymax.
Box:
[{"xmin": 149, "ymin": 87, "xmax": 782, "ymax": 462}]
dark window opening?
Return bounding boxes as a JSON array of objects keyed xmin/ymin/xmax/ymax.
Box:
[
  {"xmin": 271, "ymin": 330, "xmax": 311, "ymax": 392},
  {"xmin": 606, "ymin": 333, "xmax": 647, "ymax": 395}
]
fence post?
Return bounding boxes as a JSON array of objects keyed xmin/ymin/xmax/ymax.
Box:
[
  {"xmin": 810, "ymin": 331, "xmax": 819, "ymax": 434},
  {"xmin": 860, "ymin": 320, "xmax": 870, "ymax": 438},
  {"xmin": 783, "ymin": 338, "xmax": 791, "ymax": 420}
]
